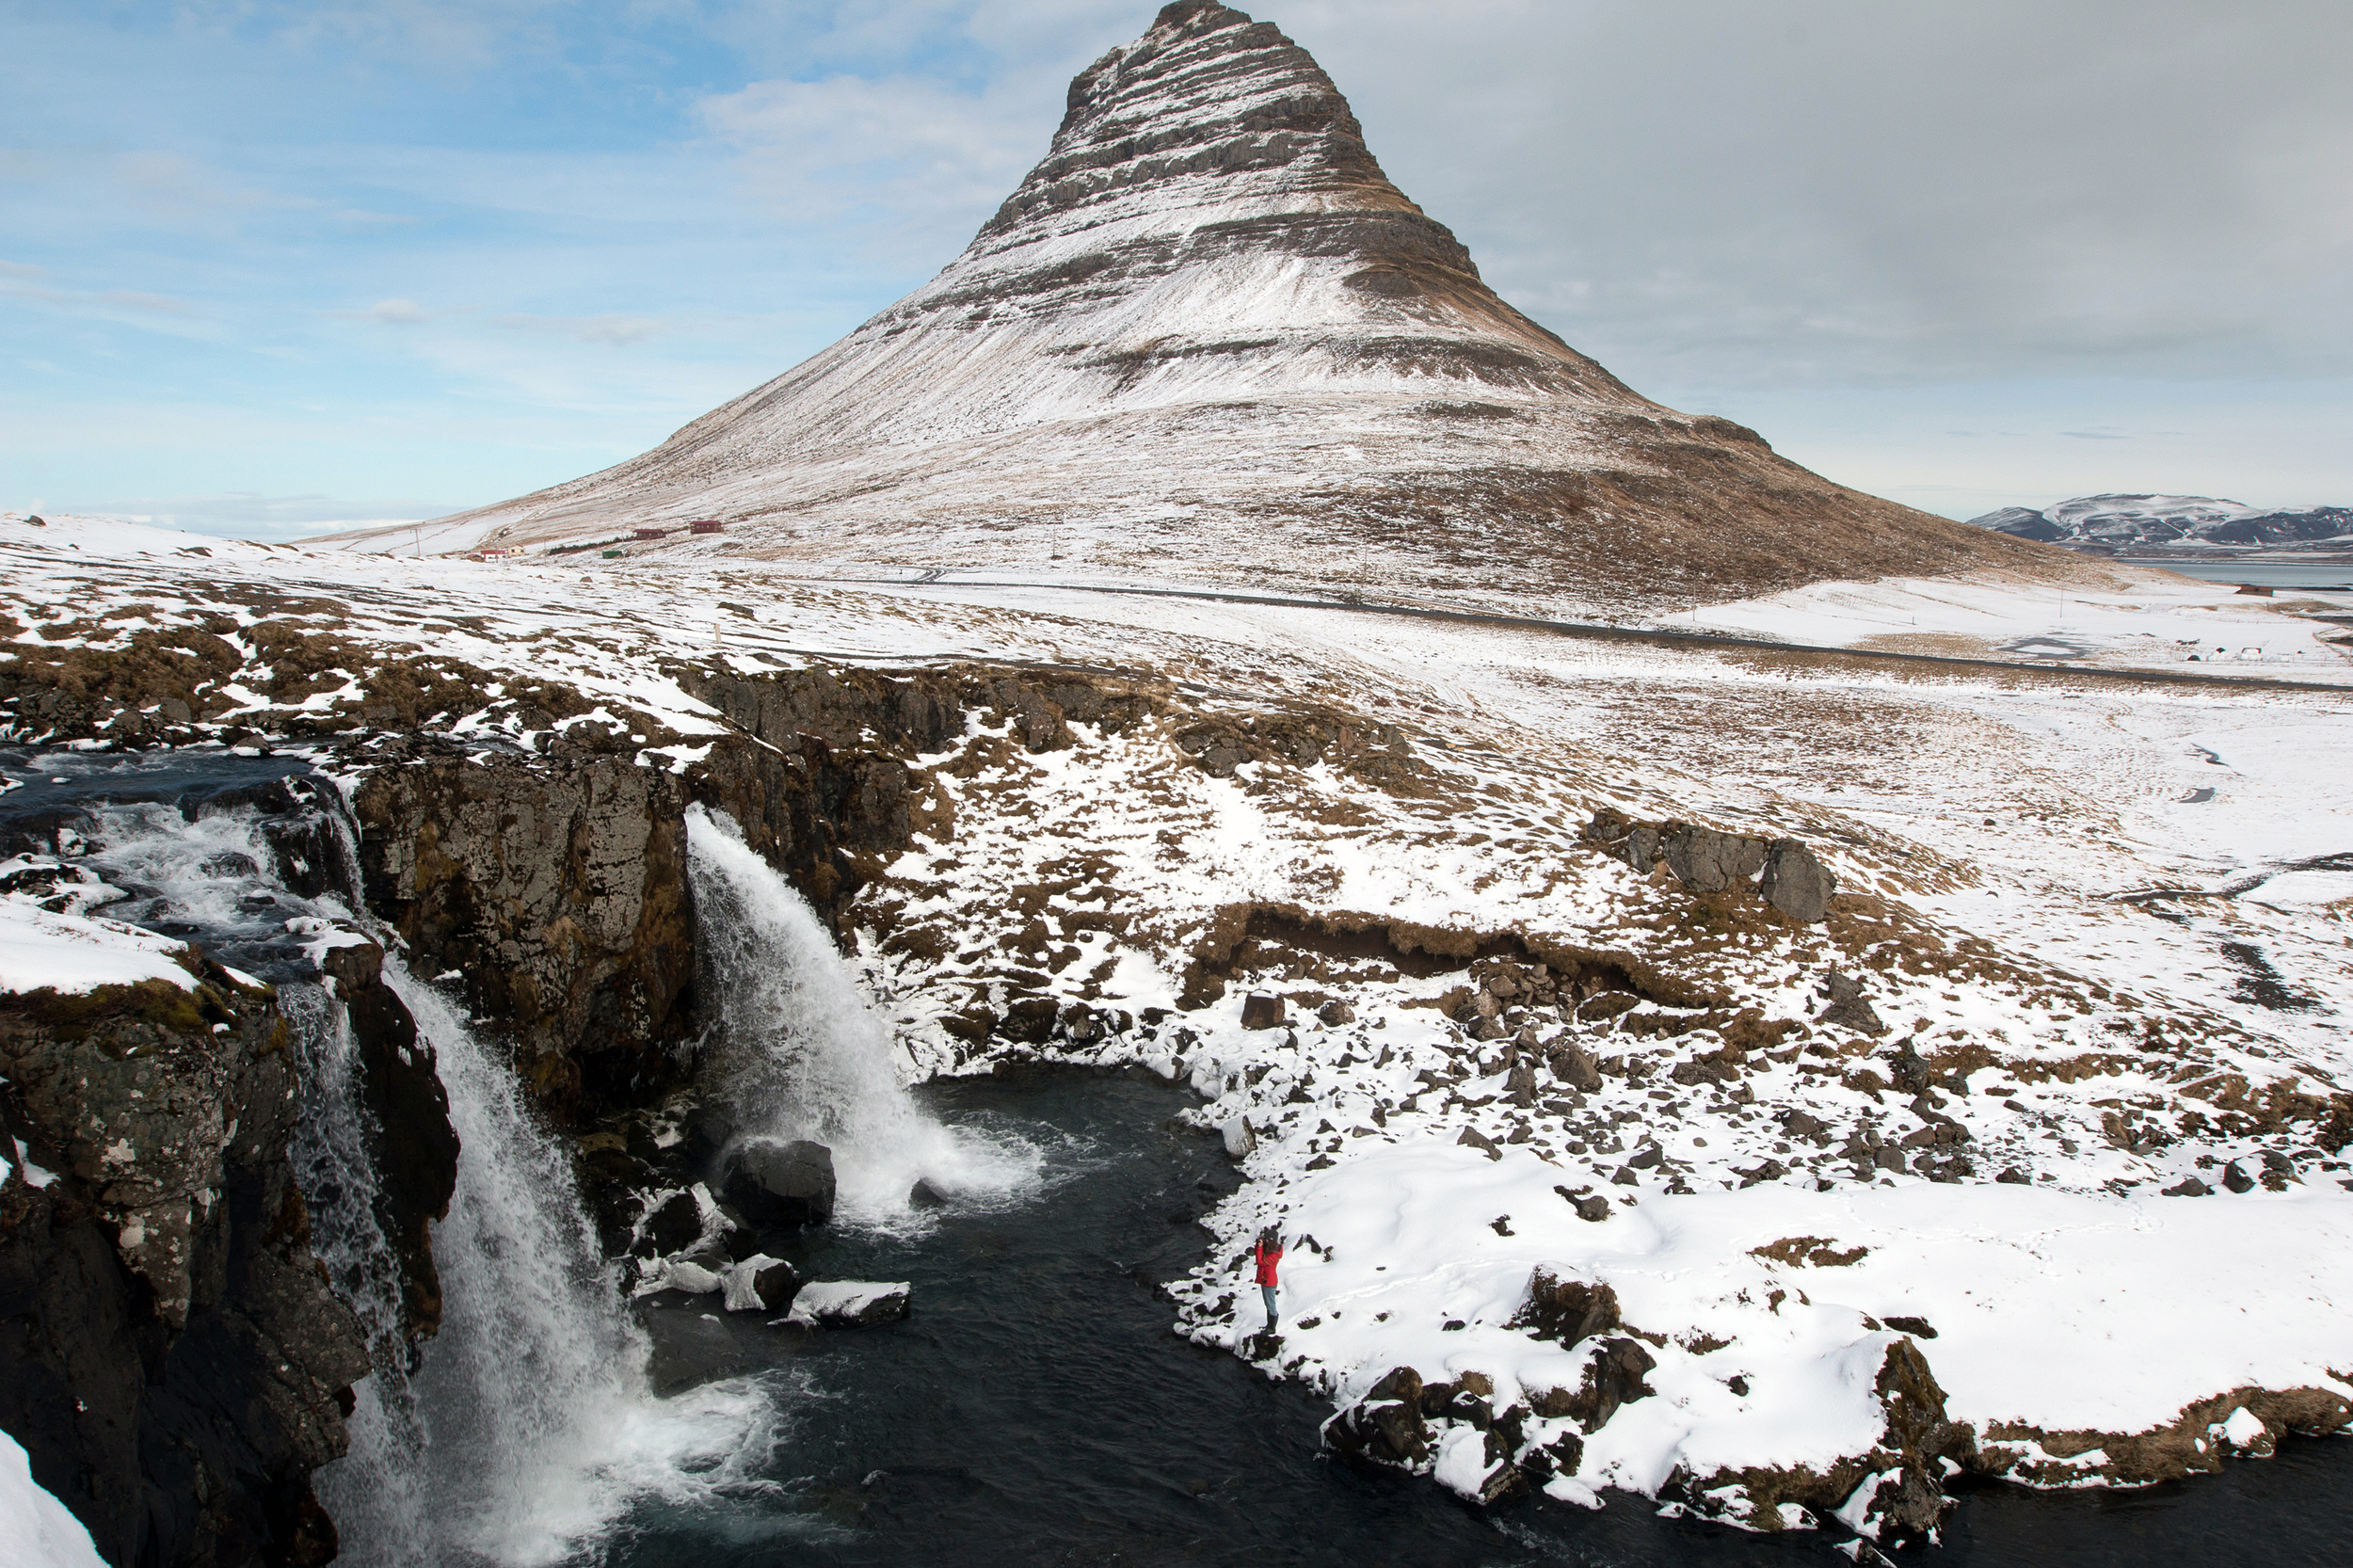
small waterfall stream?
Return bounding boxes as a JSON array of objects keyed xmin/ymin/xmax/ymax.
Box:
[{"xmin": 683, "ymin": 806, "xmax": 1041, "ymax": 1224}]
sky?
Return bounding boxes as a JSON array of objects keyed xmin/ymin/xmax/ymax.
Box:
[{"xmin": 5, "ymin": 0, "xmax": 2350, "ymax": 538}]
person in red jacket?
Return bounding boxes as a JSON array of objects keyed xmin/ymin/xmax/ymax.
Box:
[{"xmin": 1254, "ymin": 1226, "xmax": 1284, "ymax": 1331}]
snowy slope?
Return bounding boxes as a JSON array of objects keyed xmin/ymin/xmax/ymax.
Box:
[
  {"xmin": 1973, "ymin": 494, "xmax": 2353, "ymax": 553},
  {"xmin": 314, "ymin": 3, "xmax": 2050, "ymax": 613}
]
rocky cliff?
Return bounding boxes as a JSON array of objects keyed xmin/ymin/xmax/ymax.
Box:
[
  {"xmin": 342, "ymin": 1, "xmax": 2055, "ymax": 613},
  {"xmin": 0, "ymin": 971, "xmax": 370, "ymax": 1568}
]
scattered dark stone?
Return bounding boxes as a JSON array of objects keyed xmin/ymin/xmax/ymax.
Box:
[
  {"xmin": 2222, "ymin": 1160, "xmax": 2254, "ymax": 1193},
  {"xmin": 1547, "ymin": 1042, "xmax": 1602, "ymax": 1091},
  {"xmin": 1883, "ymin": 1038, "xmax": 1931, "ymax": 1094},
  {"xmin": 1995, "ymin": 1165, "xmax": 2030, "ymax": 1185},
  {"xmin": 1317, "ymin": 1000, "xmax": 1355, "ymax": 1025},
  {"xmin": 1881, "ymin": 1315, "xmax": 1939, "ymax": 1339},
  {"xmin": 2163, "ymin": 1176, "xmax": 2212, "ymax": 1196},
  {"xmin": 1456, "ymin": 1127, "xmax": 1501, "ymax": 1160},
  {"xmin": 1611, "ymin": 1164, "xmax": 1641, "ymax": 1186},
  {"xmin": 1240, "ymin": 991, "xmax": 1287, "ymax": 1030},
  {"xmin": 1627, "ymin": 1144, "xmax": 1661, "ymax": 1170},
  {"xmin": 1575, "ymin": 1194, "xmax": 1612, "ymax": 1223},
  {"xmin": 1513, "ymin": 1268, "xmax": 1621, "ymax": 1348}
]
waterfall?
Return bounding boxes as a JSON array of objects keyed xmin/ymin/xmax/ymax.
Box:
[
  {"xmin": 317, "ymin": 968, "xmax": 780, "ymax": 1568},
  {"xmin": 56, "ymin": 769, "xmax": 782, "ymax": 1566},
  {"xmin": 683, "ymin": 806, "xmax": 1041, "ymax": 1224}
]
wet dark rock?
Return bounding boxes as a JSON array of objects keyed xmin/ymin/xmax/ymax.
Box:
[
  {"xmin": 354, "ymin": 753, "xmax": 697, "ymax": 1124},
  {"xmin": 753, "ymin": 1259, "xmax": 805, "ymax": 1313},
  {"xmin": 641, "ymin": 1191, "xmax": 703, "ymax": 1256},
  {"xmin": 721, "ymin": 1138, "xmax": 837, "ymax": 1229},
  {"xmin": 909, "ymin": 1177, "xmax": 951, "ymax": 1208},
  {"xmin": 1, "ymin": 978, "xmax": 371, "ymax": 1568}
]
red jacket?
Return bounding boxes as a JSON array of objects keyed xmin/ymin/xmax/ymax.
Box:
[{"xmin": 1254, "ymin": 1239, "xmax": 1282, "ymax": 1286}]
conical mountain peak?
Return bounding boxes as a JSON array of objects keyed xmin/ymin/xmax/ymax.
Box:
[{"xmin": 388, "ymin": 6, "xmax": 2047, "ymax": 613}]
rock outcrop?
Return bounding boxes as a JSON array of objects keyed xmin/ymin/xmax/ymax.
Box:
[
  {"xmin": 354, "ymin": 753, "xmax": 699, "ymax": 1122},
  {"xmin": 0, "ymin": 973, "xmax": 371, "ymax": 1568},
  {"xmin": 1584, "ymin": 810, "xmax": 1838, "ymax": 923}
]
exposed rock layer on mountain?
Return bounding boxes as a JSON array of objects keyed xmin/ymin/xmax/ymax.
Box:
[
  {"xmin": 1973, "ymin": 494, "xmax": 2353, "ymax": 555},
  {"xmin": 356, "ymin": 2, "xmax": 2054, "ymax": 610}
]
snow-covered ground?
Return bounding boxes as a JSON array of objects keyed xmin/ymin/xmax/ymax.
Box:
[{"xmin": 7, "ymin": 509, "xmax": 2351, "ymax": 1543}]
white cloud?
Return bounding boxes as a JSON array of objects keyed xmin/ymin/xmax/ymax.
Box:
[
  {"xmin": 492, "ymin": 312, "xmax": 669, "ymax": 345},
  {"xmin": 360, "ymin": 297, "xmax": 432, "ymax": 324},
  {"xmin": 696, "ymin": 72, "xmax": 1053, "ymax": 265}
]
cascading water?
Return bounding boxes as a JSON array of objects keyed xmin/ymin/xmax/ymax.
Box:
[
  {"xmin": 22, "ymin": 756, "xmax": 784, "ymax": 1566},
  {"xmin": 320, "ymin": 968, "xmax": 780, "ymax": 1568},
  {"xmin": 683, "ymin": 806, "xmax": 1041, "ymax": 1224}
]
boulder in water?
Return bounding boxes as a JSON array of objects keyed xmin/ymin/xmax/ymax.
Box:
[
  {"xmin": 638, "ymin": 1190, "xmax": 701, "ymax": 1256},
  {"xmin": 786, "ymin": 1280, "xmax": 910, "ymax": 1327},
  {"xmin": 721, "ymin": 1254, "xmax": 804, "ymax": 1312},
  {"xmin": 721, "ymin": 1138, "xmax": 836, "ymax": 1229},
  {"xmin": 909, "ymin": 1177, "xmax": 951, "ymax": 1208}
]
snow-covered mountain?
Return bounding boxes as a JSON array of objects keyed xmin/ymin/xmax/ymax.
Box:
[
  {"xmin": 322, "ymin": 1, "xmax": 2046, "ymax": 610},
  {"xmin": 1972, "ymin": 494, "xmax": 2353, "ymax": 553}
]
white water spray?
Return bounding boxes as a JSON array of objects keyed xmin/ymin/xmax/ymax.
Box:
[
  {"xmin": 684, "ymin": 806, "xmax": 1039, "ymax": 1224},
  {"xmin": 318, "ymin": 968, "xmax": 781, "ymax": 1567}
]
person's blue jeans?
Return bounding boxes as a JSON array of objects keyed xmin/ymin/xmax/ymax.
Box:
[{"xmin": 1261, "ymin": 1285, "xmax": 1278, "ymax": 1325}]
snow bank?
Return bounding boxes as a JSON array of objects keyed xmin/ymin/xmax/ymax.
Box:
[
  {"xmin": 1238, "ymin": 1136, "xmax": 2353, "ymax": 1507},
  {"xmin": 0, "ymin": 1429, "xmax": 105, "ymax": 1568},
  {"xmin": 0, "ymin": 895, "xmax": 195, "ymax": 996}
]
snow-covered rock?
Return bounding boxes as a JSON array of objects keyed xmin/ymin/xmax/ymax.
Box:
[{"xmin": 785, "ymin": 1280, "xmax": 912, "ymax": 1328}]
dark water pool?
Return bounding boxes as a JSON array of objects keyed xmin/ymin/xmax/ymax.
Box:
[{"xmin": 608, "ymin": 1068, "xmax": 2352, "ymax": 1567}]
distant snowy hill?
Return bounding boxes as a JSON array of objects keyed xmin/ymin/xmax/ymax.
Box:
[
  {"xmin": 1971, "ymin": 494, "xmax": 2353, "ymax": 553},
  {"xmin": 317, "ymin": 1, "xmax": 2053, "ymax": 612}
]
